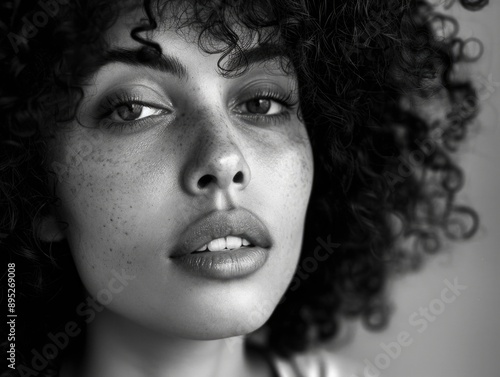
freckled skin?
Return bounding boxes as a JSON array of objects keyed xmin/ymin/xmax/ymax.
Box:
[{"xmin": 46, "ymin": 10, "xmax": 314, "ymax": 340}]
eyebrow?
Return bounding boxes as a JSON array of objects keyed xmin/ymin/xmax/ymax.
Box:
[
  {"xmin": 97, "ymin": 47, "xmax": 187, "ymax": 79},
  {"xmin": 93, "ymin": 44, "xmax": 288, "ymax": 79},
  {"xmin": 224, "ymin": 44, "xmax": 289, "ymax": 72}
]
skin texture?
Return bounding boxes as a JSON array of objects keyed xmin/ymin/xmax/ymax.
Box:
[{"xmin": 42, "ymin": 5, "xmax": 314, "ymax": 355}]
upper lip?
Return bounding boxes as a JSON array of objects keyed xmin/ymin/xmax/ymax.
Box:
[{"xmin": 171, "ymin": 208, "xmax": 272, "ymax": 257}]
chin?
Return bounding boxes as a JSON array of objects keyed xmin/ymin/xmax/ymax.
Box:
[
  {"xmin": 135, "ymin": 286, "xmax": 281, "ymax": 341},
  {"xmin": 177, "ymin": 313, "xmax": 273, "ymax": 341}
]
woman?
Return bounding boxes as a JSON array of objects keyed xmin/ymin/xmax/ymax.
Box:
[{"xmin": 0, "ymin": 0, "xmax": 485, "ymax": 376}]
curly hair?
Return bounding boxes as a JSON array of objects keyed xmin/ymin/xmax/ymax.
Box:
[{"xmin": 0, "ymin": 0, "xmax": 486, "ymax": 375}]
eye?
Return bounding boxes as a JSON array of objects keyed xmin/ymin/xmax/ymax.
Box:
[
  {"xmin": 235, "ymin": 96, "xmax": 291, "ymax": 118},
  {"xmin": 242, "ymin": 98, "xmax": 285, "ymax": 115},
  {"xmin": 109, "ymin": 103, "xmax": 166, "ymax": 122},
  {"xmin": 231, "ymin": 89, "xmax": 297, "ymax": 125}
]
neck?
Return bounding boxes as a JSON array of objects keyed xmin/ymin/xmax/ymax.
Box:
[{"xmin": 72, "ymin": 308, "xmax": 255, "ymax": 377}]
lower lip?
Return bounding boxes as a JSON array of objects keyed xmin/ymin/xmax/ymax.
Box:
[{"xmin": 170, "ymin": 246, "xmax": 269, "ymax": 279}]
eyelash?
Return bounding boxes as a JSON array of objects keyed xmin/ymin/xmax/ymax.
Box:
[
  {"xmin": 96, "ymin": 88, "xmax": 298, "ymax": 132},
  {"xmin": 96, "ymin": 92, "xmax": 170, "ymax": 131},
  {"xmin": 234, "ymin": 89, "xmax": 298, "ymax": 124}
]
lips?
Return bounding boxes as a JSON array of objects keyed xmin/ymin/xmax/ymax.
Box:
[{"xmin": 171, "ymin": 208, "xmax": 273, "ymax": 258}]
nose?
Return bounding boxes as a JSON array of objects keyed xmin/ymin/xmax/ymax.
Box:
[{"xmin": 182, "ymin": 117, "xmax": 251, "ymax": 196}]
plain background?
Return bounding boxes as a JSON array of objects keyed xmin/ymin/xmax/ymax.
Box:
[{"xmin": 334, "ymin": 2, "xmax": 500, "ymax": 376}]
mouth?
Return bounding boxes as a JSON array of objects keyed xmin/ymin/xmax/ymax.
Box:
[
  {"xmin": 190, "ymin": 236, "xmax": 255, "ymax": 254},
  {"xmin": 171, "ymin": 208, "xmax": 272, "ymax": 258}
]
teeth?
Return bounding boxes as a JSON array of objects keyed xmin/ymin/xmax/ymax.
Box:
[
  {"xmin": 226, "ymin": 236, "xmax": 242, "ymax": 249},
  {"xmin": 208, "ymin": 238, "xmax": 226, "ymax": 251},
  {"xmin": 193, "ymin": 236, "xmax": 251, "ymax": 252}
]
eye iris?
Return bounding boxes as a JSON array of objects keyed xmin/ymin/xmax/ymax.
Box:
[
  {"xmin": 246, "ymin": 99, "xmax": 271, "ymax": 114},
  {"xmin": 116, "ymin": 104, "xmax": 143, "ymax": 121}
]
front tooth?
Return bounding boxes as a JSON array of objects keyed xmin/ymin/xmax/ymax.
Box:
[
  {"xmin": 226, "ymin": 236, "xmax": 242, "ymax": 249},
  {"xmin": 242, "ymin": 238, "xmax": 250, "ymax": 246},
  {"xmin": 208, "ymin": 237, "xmax": 226, "ymax": 251}
]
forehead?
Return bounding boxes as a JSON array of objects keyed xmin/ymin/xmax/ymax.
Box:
[{"xmin": 104, "ymin": 1, "xmax": 284, "ymax": 61}]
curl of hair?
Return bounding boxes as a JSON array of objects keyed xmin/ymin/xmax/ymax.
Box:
[{"xmin": 0, "ymin": 0, "xmax": 484, "ymax": 374}]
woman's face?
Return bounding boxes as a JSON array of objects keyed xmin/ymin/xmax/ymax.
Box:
[{"xmin": 46, "ymin": 6, "xmax": 313, "ymax": 339}]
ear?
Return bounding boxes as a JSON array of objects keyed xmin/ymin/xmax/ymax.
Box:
[{"xmin": 38, "ymin": 211, "xmax": 66, "ymax": 242}]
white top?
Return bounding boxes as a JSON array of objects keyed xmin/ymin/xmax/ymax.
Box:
[{"xmin": 269, "ymin": 349, "xmax": 366, "ymax": 377}]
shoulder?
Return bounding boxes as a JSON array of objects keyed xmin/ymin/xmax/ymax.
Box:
[{"xmin": 270, "ymin": 348, "xmax": 367, "ymax": 377}]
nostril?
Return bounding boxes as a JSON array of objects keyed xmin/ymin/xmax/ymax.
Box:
[
  {"xmin": 194, "ymin": 170, "xmax": 246, "ymax": 190},
  {"xmin": 197, "ymin": 174, "xmax": 215, "ymax": 189},
  {"xmin": 233, "ymin": 171, "xmax": 244, "ymax": 184}
]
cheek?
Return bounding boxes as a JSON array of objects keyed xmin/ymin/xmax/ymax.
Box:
[
  {"xmin": 249, "ymin": 122, "xmax": 314, "ymax": 234},
  {"xmin": 48, "ymin": 130, "xmax": 178, "ymax": 296}
]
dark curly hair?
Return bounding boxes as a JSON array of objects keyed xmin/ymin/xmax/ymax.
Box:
[{"xmin": 0, "ymin": 0, "xmax": 486, "ymax": 375}]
